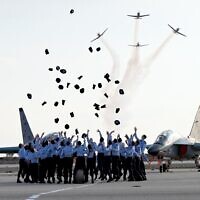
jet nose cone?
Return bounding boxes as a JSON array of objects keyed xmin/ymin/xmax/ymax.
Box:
[{"xmin": 148, "ymin": 144, "xmax": 162, "ymax": 156}]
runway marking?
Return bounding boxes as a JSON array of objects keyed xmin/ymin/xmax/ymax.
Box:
[{"xmin": 25, "ymin": 184, "xmax": 91, "ymax": 200}]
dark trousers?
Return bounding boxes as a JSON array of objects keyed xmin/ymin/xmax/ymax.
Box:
[
  {"xmin": 86, "ymin": 157, "xmax": 95, "ymax": 182},
  {"xmin": 17, "ymin": 158, "xmax": 27, "ymax": 181},
  {"xmin": 97, "ymin": 153, "xmax": 104, "ymax": 178},
  {"xmin": 132, "ymin": 157, "xmax": 143, "ymax": 181},
  {"xmin": 57, "ymin": 157, "xmax": 64, "ymax": 181},
  {"xmin": 30, "ymin": 163, "xmax": 38, "ymax": 183},
  {"xmin": 63, "ymin": 157, "xmax": 73, "ymax": 183},
  {"xmin": 39, "ymin": 158, "xmax": 47, "ymax": 182},
  {"xmin": 103, "ymin": 156, "xmax": 112, "ymax": 179},
  {"xmin": 112, "ymin": 156, "xmax": 120, "ymax": 179}
]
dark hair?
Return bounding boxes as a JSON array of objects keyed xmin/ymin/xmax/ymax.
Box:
[
  {"xmin": 77, "ymin": 141, "xmax": 82, "ymax": 146},
  {"xmin": 113, "ymin": 139, "xmax": 117, "ymax": 143},
  {"xmin": 118, "ymin": 138, "xmax": 122, "ymax": 143},
  {"xmin": 142, "ymin": 135, "xmax": 147, "ymax": 139},
  {"xmin": 108, "ymin": 140, "xmax": 112, "ymax": 145},
  {"xmin": 100, "ymin": 137, "xmax": 104, "ymax": 142}
]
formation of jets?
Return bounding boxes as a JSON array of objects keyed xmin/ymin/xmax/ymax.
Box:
[{"xmin": 90, "ymin": 13, "xmax": 186, "ymax": 47}]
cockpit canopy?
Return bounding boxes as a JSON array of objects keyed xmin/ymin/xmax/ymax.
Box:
[{"xmin": 154, "ymin": 130, "xmax": 179, "ymax": 146}]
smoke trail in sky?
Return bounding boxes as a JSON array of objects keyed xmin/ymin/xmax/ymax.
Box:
[
  {"xmin": 103, "ymin": 33, "xmax": 174, "ymax": 131},
  {"xmin": 100, "ymin": 38, "xmax": 120, "ymax": 97},
  {"xmin": 137, "ymin": 33, "xmax": 174, "ymax": 82},
  {"xmin": 102, "ymin": 20, "xmax": 140, "ymax": 130}
]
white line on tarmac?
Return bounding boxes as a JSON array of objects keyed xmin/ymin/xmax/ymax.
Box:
[{"xmin": 25, "ymin": 184, "xmax": 91, "ymax": 200}]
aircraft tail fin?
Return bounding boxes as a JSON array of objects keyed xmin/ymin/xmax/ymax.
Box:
[
  {"xmin": 19, "ymin": 108, "xmax": 34, "ymax": 144},
  {"xmin": 189, "ymin": 105, "xmax": 200, "ymax": 142}
]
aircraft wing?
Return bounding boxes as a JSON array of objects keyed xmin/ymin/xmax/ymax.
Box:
[
  {"xmin": 0, "ymin": 146, "xmax": 19, "ymax": 154},
  {"xmin": 168, "ymin": 24, "xmax": 176, "ymax": 31},
  {"xmin": 177, "ymin": 32, "xmax": 187, "ymax": 37},
  {"xmin": 128, "ymin": 44, "xmax": 137, "ymax": 47},
  {"xmin": 140, "ymin": 14, "xmax": 150, "ymax": 17},
  {"xmin": 140, "ymin": 44, "xmax": 149, "ymax": 47},
  {"xmin": 90, "ymin": 36, "xmax": 100, "ymax": 43},
  {"xmin": 127, "ymin": 15, "xmax": 137, "ymax": 18},
  {"xmin": 101, "ymin": 28, "xmax": 108, "ymax": 35}
]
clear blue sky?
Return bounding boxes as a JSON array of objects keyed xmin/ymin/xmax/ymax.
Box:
[{"xmin": 0, "ymin": 0, "xmax": 200, "ymax": 146}]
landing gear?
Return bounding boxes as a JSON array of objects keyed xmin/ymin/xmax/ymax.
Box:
[{"xmin": 194, "ymin": 156, "xmax": 200, "ymax": 169}]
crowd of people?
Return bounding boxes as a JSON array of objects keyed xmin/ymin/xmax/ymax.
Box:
[{"xmin": 17, "ymin": 127, "xmax": 148, "ymax": 184}]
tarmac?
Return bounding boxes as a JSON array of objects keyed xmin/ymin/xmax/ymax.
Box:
[{"xmin": 0, "ymin": 168, "xmax": 200, "ymax": 200}]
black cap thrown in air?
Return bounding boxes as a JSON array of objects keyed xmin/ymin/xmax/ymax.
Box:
[
  {"xmin": 104, "ymin": 73, "xmax": 111, "ymax": 82},
  {"xmin": 104, "ymin": 93, "xmax": 109, "ymax": 98},
  {"xmin": 56, "ymin": 78, "xmax": 61, "ymax": 83},
  {"xmin": 56, "ymin": 66, "xmax": 60, "ymax": 71},
  {"xmin": 60, "ymin": 69, "xmax": 67, "ymax": 74},
  {"xmin": 115, "ymin": 80, "xmax": 120, "ymax": 84},
  {"xmin": 114, "ymin": 120, "xmax": 120, "ymax": 125},
  {"xmin": 27, "ymin": 93, "xmax": 32, "ymax": 99},
  {"xmin": 93, "ymin": 103, "xmax": 100, "ymax": 110},
  {"xmin": 42, "ymin": 101, "xmax": 47, "ymax": 106},
  {"xmin": 98, "ymin": 83, "xmax": 102, "ymax": 88},
  {"xmin": 54, "ymin": 118, "xmax": 59, "ymax": 123},
  {"xmin": 78, "ymin": 75, "xmax": 83, "ymax": 80},
  {"xmin": 58, "ymin": 85, "xmax": 64, "ymax": 90},
  {"xmin": 65, "ymin": 124, "xmax": 70, "ymax": 129},
  {"xmin": 96, "ymin": 47, "xmax": 101, "ymax": 52},
  {"xmin": 115, "ymin": 108, "xmax": 120, "ymax": 113},
  {"xmin": 119, "ymin": 89, "xmax": 124, "ymax": 95},
  {"xmin": 101, "ymin": 104, "xmax": 106, "ymax": 109},
  {"xmin": 66, "ymin": 83, "xmax": 70, "ymax": 88},
  {"xmin": 88, "ymin": 47, "xmax": 93, "ymax": 53},
  {"xmin": 62, "ymin": 100, "xmax": 65, "ymax": 105},
  {"xmin": 70, "ymin": 9, "xmax": 74, "ymax": 14},
  {"xmin": 92, "ymin": 84, "xmax": 96, "ymax": 89},
  {"xmin": 74, "ymin": 84, "xmax": 80, "ymax": 89},
  {"xmin": 70, "ymin": 112, "xmax": 74, "ymax": 118},
  {"xmin": 48, "ymin": 68, "xmax": 53, "ymax": 71},
  {"xmin": 45, "ymin": 49, "xmax": 49, "ymax": 55},
  {"xmin": 80, "ymin": 88, "xmax": 85, "ymax": 94},
  {"xmin": 95, "ymin": 113, "xmax": 99, "ymax": 118},
  {"xmin": 54, "ymin": 101, "xmax": 59, "ymax": 107}
]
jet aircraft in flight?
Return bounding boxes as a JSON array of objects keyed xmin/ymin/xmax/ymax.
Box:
[
  {"xmin": 91, "ymin": 28, "xmax": 108, "ymax": 42},
  {"xmin": 168, "ymin": 24, "xmax": 186, "ymax": 37},
  {"xmin": 127, "ymin": 12, "xmax": 150, "ymax": 19}
]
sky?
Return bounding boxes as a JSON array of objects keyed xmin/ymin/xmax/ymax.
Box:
[{"xmin": 0, "ymin": 0, "xmax": 200, "ymax": 147}]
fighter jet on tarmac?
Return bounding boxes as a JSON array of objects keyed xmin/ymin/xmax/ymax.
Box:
[
  {"xmin": 168, "ymin": 24, "xmax": 186, "ymax": 37},
  {"xmin": 148, "ymin": 105, "xmax": 200, "ymax": 172},
  {"xmin": 127, "ymin": 12, "xmax": 150, "ymax": 19},
  {"xmin": 0, "ymin": 108, "xmax": 34, "ymax": 154},
  {"xmin": 91, "ymin": 28, "xmax": 108, "ymax": 42},
  {"xmin": 128, "ymin": 42, "xmax": 149, "ymax": 47}
]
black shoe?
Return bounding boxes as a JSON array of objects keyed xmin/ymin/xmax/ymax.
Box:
[
  {"xmin": 47, "ymin": 180, "xmax": 52, "ymax": 184},
  {"xmin": 39, "ymin": 180, "xmax": 46, "ymax": 183},
  {"xmin": 52, "ymin": 177, "xmax": 55, "ymax": 183},
  {"xmin": 64, "ymin": 180, "xmax": 68, "ymax": 184},
  {"xmin": 107, "ymin": 178, "xmax": 112, "ymax": 183},
  {"xmin": 17, "ymin": 180, "xmax": 22, "ymax": 183}
]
